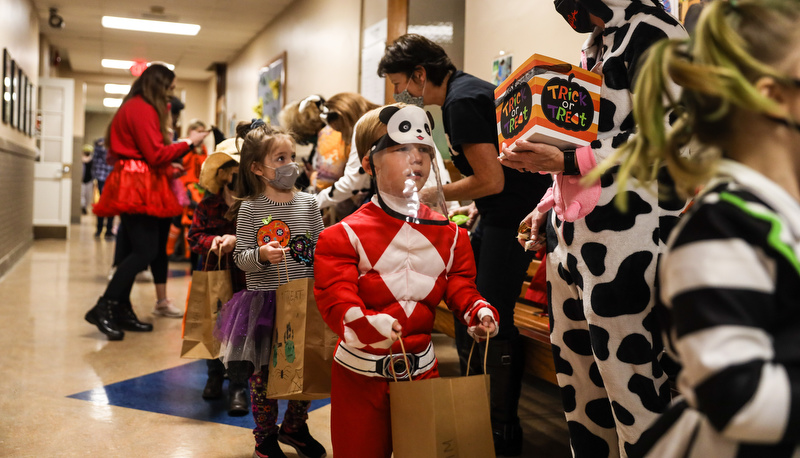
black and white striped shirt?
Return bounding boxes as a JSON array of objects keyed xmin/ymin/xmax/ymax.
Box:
[
  {"xmin": 233, "ymin": 192, "xmax": 324, "ymax": 291},
  {"xmin": 636, "ymin": 160, "xmax": 800, "ymax": 457}
]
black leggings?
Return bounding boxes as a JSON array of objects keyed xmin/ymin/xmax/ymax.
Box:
[
  {"xmin": 95, "ymin": 180, "xmax": 114, "ymax": 235},
  {"xmin": 104, "ymin": 214, "xmax": 171, "ymax": 301}
]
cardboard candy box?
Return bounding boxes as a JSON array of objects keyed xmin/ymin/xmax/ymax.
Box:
[{"xmin": 495, "ymin": 53, "xmax": 602, "ymax": 151}]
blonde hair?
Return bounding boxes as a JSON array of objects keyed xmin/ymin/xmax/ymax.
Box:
[
  {"xmin": 590, "ymin": 0, "xmax": 800, "ymax": 208},
  {"xmin": 186, "ymin": 119, "xmax": 207, "ymax": 132},
  {"xmin": 324, "ymin": 93, "xmax": 380, "ymax": 145},
  {"xmin": 279, "ymin": 98, "xmax": 325, "ymax": 141},
  {"xmin": 354, "ymin": 105, "xmax": 403, "ymax": 162}
]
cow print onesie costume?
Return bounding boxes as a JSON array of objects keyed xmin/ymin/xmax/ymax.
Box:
[{"xmin": 542, "ymin": 1, "xmax": 687, "ymax": 456}]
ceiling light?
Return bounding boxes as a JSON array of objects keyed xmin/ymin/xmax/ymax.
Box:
[
  {"xmin": 101, "ymin": 59, "xmax": 174, "ymax": 71},
  {"xmin": 104, "ymin": 84, "xmax": 131, "ymax": 94},
  {"xmin": 103, "ymin": 98, "xmax": 123, "ymax": 108},
  {"xmin": 102, "ymin": 59, "xmax": 134, "ymax": 70},
  {"xmin": 102, "ymin": 16, "xmax": 200, "ymax": 36}
]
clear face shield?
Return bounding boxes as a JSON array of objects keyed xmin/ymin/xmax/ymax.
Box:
[{"xmin": 368, "ymin": 106, "xmax": 449, "ymax": 225}]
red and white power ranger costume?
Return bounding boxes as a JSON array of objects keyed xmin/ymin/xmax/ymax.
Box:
[{"xmin": 314, "ymin": 200, "xmax": 499, "ymax": 458}]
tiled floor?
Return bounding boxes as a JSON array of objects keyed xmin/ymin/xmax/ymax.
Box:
[{"xmin": 0, "ymin": 216, "xmax": 570, "ymax": 457}]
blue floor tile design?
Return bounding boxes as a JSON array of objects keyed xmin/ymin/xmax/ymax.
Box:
[{"xmin": 68, "ymin": 360, "xmax": 330, "ymax": 428}]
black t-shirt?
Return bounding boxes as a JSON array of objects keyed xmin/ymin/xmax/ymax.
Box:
[{"xmin": 442, "ymin": 71, "xmax": 550, "ymax": 229}]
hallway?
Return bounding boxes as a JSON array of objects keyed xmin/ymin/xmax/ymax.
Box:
[{"xmin": 0, "ymin": 216, "xmax": 570, "ymax": 457}]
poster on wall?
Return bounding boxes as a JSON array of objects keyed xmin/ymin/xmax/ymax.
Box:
[
  {"xmin": 10, "ymin": 60, "xmax": 17, "ymax": 129},
  {"xmin": 16, "ymin": 67, "xmax": 23, "ymax": 132},
  {"xmin": 2, "ymin": 49, "xmax": 10, "ymax": 125},
  {"xmin": 492, "ymin": 54, "xmax": 513, "ymax": 86},
  {"xmin": 256, "ymin": 52, "xmax": 286, "ymax": 126},
  {"xmin": 361, "ymin": 19, "xmax": 387, "ymax": 105},
  {"xmin": 26, "ymin": 81, "xmax": 32, "ymax": 137},
  {"xmin": 20, "ymin": 74, "xmax": 27, "ymax": 133}
]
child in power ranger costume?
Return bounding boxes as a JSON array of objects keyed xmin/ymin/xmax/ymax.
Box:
[{"xmin": 314, "ymin": 104, "xmax": 499, "ymax": 458}]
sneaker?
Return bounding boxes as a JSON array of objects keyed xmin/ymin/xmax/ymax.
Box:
[
  {"xmin": 253, "ymin": 435, "xmax": 288, "ymax": 458},
  {"xmin": 278, "ymin": 424, "xmax": 327, "ymax": 458},
  {"xmin": 104, "ymin": 232, "xmax": 116, "ymax": 241},
  {"xmin": 153, "ymin": 298, "xmax": 184, "ymax": 318}
]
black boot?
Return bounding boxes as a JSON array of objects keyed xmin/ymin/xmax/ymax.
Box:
[
  {"xmin": 203, "ymin": 359, "xmax": 225, "ymax": 400},
  {"xmin": 115, "ymin": 300, "xmax": 153, "ymax": 332},
  {"xmin": 485, "ymin": 336, "xmax": 525, "ymax": 456},
  {"xmin": 227, "ymin": 360, "xmax": 254, "ymax": 416},
  {"xmin": 228, "ymin": 383, "xmax": 249, "ymax": 416},
  {"xmin": 85, "ymin": 297, "xmax": 124, "ymax": 340}
]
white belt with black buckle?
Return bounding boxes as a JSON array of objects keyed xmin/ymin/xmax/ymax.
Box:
[{"xmin": 334, "ymin": 341, "xmax": 436, "ymax": 380}]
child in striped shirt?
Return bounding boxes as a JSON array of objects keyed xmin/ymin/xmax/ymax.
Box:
[{"xmin": 215, "ymin": 119, "xmax": 326, "ymax": 458}]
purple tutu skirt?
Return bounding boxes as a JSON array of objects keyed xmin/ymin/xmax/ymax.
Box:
[{"xmin": 214, "ymin": 289, "xmax": 275, "ymax": 370}]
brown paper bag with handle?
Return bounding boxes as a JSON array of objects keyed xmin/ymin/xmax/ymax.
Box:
[
  {"xmin": 180, "ymin": 255, "xmax": 233, "ymax": 359},
  {"xmin": 265, "ymin": 259, "xmax": 338, "ymax": 400},
  {"xmin": 390, "ymin": 337, "xmax": 496, "ymax": 458}
]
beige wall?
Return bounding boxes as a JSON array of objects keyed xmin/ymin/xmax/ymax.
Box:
[
  {"xmin": 464, "ymin": 0, "xmax": 587, "ymax": 82},
  {"xmin": 225, "ymin": 0, "xmax": 362, "ymax": 133},
  {"xmin": 84, "ymin": 112, "xmax": 113, "ymax": 146},
  {"xmin": 174, "ymin": 78, "xmax": 216, "ymax": 142},
  {"xmin": 0, "ymin": 0, "xmax": 39, "ymax": 279}
]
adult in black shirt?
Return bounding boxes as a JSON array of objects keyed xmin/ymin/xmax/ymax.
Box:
[{"xmin": 379, "ymin": 34, "xmax": 551, "ymax": 457}]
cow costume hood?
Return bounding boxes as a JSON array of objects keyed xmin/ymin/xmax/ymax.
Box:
[{"xmin": 572, "ymin": 0, "xmax": 685, "ymax": 164}]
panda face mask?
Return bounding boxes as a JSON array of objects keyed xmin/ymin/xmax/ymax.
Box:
[{"xmin": 367, "ymin": 105, "xmax": 449, "ymax": 226}]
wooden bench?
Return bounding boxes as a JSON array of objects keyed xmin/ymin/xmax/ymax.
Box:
[{"xmin": 433, "ymin": 259, "xmax": 558, "ymax": 385}]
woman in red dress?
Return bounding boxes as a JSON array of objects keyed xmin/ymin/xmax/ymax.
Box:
[{"xmin": 86, "ymin": 64, "xmax": 207, "ymax": 340}]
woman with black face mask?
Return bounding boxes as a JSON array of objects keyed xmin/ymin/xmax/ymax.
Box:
[{"xmin": 498, "ymin": 1, "xmax": 687, "ymax": 457}]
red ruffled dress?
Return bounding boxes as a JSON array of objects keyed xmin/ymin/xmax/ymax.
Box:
[{"xmin": 93, "ymin": 95, "xmax": 191, "ymax": 219}]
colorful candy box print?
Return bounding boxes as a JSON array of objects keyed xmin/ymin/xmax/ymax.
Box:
[{"xmin": 494, "ymin": 53, "xmax": 602, "ymax": 151}]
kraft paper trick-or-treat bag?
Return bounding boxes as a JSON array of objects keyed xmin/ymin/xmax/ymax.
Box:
[
  {"xmin": 266, "ymin": 277, "xmax": 338, "ymax": 400},
  {"xmin": 495, "ymin": 53, "xmax": 602, "ymax": 151},
  {"xmin": 390, "ymin": 340, "xmax": 495, "ymax": 458},
  {"xmin": 180, "ymin": 267, "xmax": 232, "ymax": 359}
]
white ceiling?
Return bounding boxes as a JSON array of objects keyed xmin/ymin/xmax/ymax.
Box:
[{"xmin": 33, "ymin": 0, "xmax": 296, "ymax": 81}]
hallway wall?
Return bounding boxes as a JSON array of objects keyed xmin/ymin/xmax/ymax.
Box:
[
  {"xmin": 0, "ymin": 0, "xmax": 39, "ymax": 279},
  {"xmin": 225, "ymin": 0, "xmax": 362, "ymax": 131},
  {"xmin": 465, "ymin": 0, "xmax": 587, "ymax": 82}
]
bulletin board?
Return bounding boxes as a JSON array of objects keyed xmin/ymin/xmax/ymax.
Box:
[{"xmin": 257, "ymin": 52, "xmax": 286, "ymax": 125}]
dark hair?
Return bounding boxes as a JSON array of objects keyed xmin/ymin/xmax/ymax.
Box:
[
  {"xmin": 106, "ymin": 64, "xmax": 176, "ymax": 149},
  {"xmin": 377, "ymin": 34, "xmax": 456, "ymax": 86},
  {"xmin": 227, "ymin": 120, "xmax": 295, "ymax": 218}
]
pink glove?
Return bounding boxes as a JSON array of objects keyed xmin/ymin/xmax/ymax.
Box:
[{"xmin": 536, "ymin": 146, "xmax": 600, "ymax": 222}]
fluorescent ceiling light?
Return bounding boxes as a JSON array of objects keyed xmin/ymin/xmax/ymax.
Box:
[
  {"xmin": 102, "ymin": 59, "xmax": 134, "ymax": 69},
  {"xmin": 104, "ymin": 84, "xmax": 131, "ymax": 94},
  {"xmin": 103, "ymin": 98, "xmax": 123, "ymax": 108},
  {"xmin": 101, "ymin": 59, "xmax": 174, "ymax": 71},
  {"xmin": 102, "ymin": 16, "xmax": 200, "ymax": 36}
]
